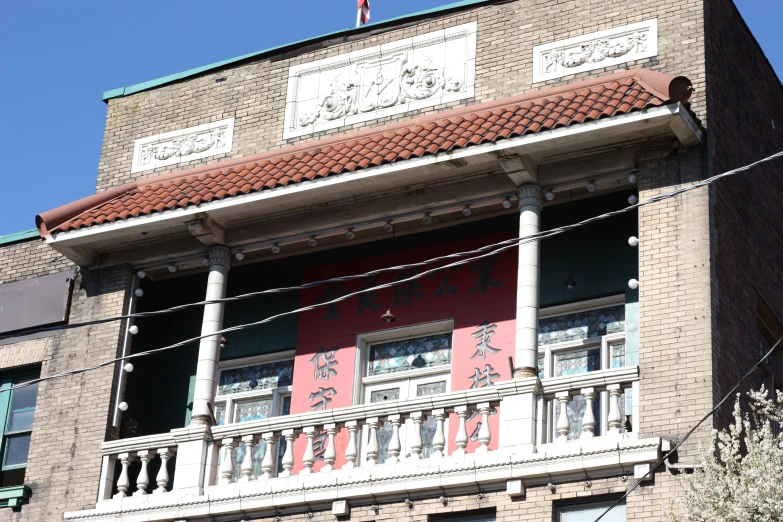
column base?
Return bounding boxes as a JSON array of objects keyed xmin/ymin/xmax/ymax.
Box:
[{"xmin": 513, "ymin": 368, "xmax": 537, "ymax": 379}]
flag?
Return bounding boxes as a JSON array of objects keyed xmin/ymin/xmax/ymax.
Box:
[{"xmin": 357, "ymin": 0, "xmax": 370, "ymax": 27}]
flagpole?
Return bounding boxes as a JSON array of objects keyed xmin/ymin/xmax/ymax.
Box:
[{"xmin": 356, "ymin": 8, "xmax": 361, "ymax": 28}]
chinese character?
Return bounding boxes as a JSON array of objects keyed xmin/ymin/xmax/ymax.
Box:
[
  {"xmin": 309, "ymin": 387, "xmax": 336, "ymax": 411},
  {"xmin": 313, "ymin": 431, "xmax": 328, "ymax": 460},
  {"xmin": 468, "ymin": 257, "xmax": 502, "ymax": 294},
  {"xmin": 393, "ymin": 270, "xmax": 424, "ymax": 306},
  {"xmin": 469, "ymin": 364, "xmax": 500, "ymax": 389},
  {"xmin": 314, "ymin": 282, "xmax": 346, "ymax": 320},
  {"xmin": 470, "ymin": 321, "xmax": 501, "ymax": 360},
  {"xmin": 434, "ymin": 275, "xmax": 458, "ymax": 297},
  {"xmin": 310, "ymin": 346, "xmax": 339, "ymax": 381},
  {"xmin": 357, "ymin": 276, "xmax": 382, "ymax": 315}
]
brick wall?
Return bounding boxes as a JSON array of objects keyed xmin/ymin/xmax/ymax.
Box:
[
  {"xmin": 0, "ymin": 239, "xmax": 130, "ymax": 521},
  {"xmin": 704, "ymin": 0, "xmax": 783, "ymax": 428},
  {"xmin": 95, "ymin": 0, "xmax": 707, "ymax": 193}
]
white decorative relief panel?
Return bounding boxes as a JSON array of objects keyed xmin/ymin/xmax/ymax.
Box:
[
  {"xmin": 283, "ymin": 22, "xmax": 477, "ymax": 139},
  {"xmin": 131, "ymin": 118, "xmax": 234, "ymax": 173},
  {"xmin": 533, "ymin": 19, "xmax": 658, "ymax": 83}
]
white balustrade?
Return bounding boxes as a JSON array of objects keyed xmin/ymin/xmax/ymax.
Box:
[
  {"xmin": 100, "ymin": 443, "xmax": 177, "ymax": 500},
  {"xmin": 555, "ymin": 391, "xmax": 571, "ymax": 442}
]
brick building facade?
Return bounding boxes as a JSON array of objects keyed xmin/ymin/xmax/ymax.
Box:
[{"xmin": 0, "ymin": 1, "xmax": 780, "ymax": 521}]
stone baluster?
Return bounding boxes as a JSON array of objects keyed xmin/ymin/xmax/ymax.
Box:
[
  {"xmin": 581, "ymin": 388, "xmax": 597, "ymax": 439},
  {"xmin": 555, "ymin": 391, "xmax": 571, "ymax": 442},
  {"xmin": 260, "ymin": 432, "xmax": 276, "ymax": 479},
  {"xmin": 432, "ymin": 409, "xmax": 446, "ymax": 458},
  {"xmin": 322, "ymin": 424, "xmax": 337, "ymax": 472},
  {"xmin": 366, "ymin": 418, "xmax": 379, "ymax": 466},
  {"xmin": 113, "ymin": 453, "xmax": 132, "ymax": 499},
  {"xmin": 343, "ymin": 421, "xmax": 359, "ymax": 469},
  {"xmin": 301, "ymin": 426, "xmax": 316, "ymax": 474},
  {"xmin": 386, "ymin": 415, "xmax": 402, "ymax": 464},
  {"xmin": 409, "ymin": 411, "xmax": 424, "ymax": 460},
  {"xmin": 154, "ymin": 448, "xmax": 172, "ymax": 495},
  {"xmin": 238, "ymin": 435, "xmax": 256, "ymax": 483},
  {"xmin": 134, "ymin": 450, "xmax": 153, "ymax": 496},
  {"xmin": 219, "ymin": 438, "xmax": 236, "ymax": 485},
  {"xmin": 280, "ymin": 429, "xmax": 296, "ymax": 477},
  {"xmin": 476, "ymin": 403, "xmax": 492, "ymax": 453},
  {"xmin": 453, "ymin": 405, "xmax": 469, "ymax": 457},
  {"xmin": 607, "ymin": 384, "xmax": 623, "ymax": 435}
]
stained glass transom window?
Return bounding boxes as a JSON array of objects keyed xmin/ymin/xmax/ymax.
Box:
[
  {"xmin": 218, "ymin": 359, "xmax": 294, "ymax": 395},
  {"xmin": 215, "ymin": 404, "xmax": 226, "ymax": 426},
  {"xmin": 368, "ymin": 333, "xmax": 452, "ymax": 376},
  {"xmin": 554, "ymin": 348, "xmax": 600, "ymax": 377},
  {"xmin": 538, "ymin": 306, "xmax": 625, "ymax": 346},
  {"xmin": 417, "ymin": 381, "xmax": 447, "ymax": 396},
  {"xmin": 370, "ymin": 388, "xmax": 400, "ymax": 403}
]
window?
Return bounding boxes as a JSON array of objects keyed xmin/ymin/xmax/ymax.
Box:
[
  {"xmin": 357, "ymin": 321, "xmax": 453, "ymax": 463},
  {"xmin": 213, "ymin": 352, "xmax": 294, "ymax": 426},
  {"xmin": 557, "ymin": 499, "xmax": 625, "ymax": 522},
  {"xmin": 0, "ymin": 370, "xmax": 40, "ymax": 488},
  {"xmin": 537, "ymin": 298, "xmax": 631, "ymax": 441},
  {"xmin": 757, "ymin": 295, "xmax": 783, "ymax": 390}
]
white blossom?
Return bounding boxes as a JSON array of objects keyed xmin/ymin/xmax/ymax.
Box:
[{"xmin": 669, "ymin": 387, "xmax": 783, "ymax": 522}]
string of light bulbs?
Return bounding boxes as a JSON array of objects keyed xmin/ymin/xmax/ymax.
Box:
[
  {"xmin": 5, "ymin": 149, "xmax": 781, "ymax": 343},
  {"xmin": 0, "ymin": 150, "xmax": 781, "ymax": 395}
]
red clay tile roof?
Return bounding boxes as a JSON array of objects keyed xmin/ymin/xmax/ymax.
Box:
[{"xmin": 37, "ymin": 69, "xmax": 693, "ymax": 235}]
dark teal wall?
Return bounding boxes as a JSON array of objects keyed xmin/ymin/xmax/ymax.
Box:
[{"xmin": 123, "ymin": 190, "xmax": 636, "ymax": 436}]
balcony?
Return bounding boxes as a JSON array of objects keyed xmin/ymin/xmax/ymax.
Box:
[{"xmin": 65, "ymin": 367, "xmax": 663, "ymax": 522}]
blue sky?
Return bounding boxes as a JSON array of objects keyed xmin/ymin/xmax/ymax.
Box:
[{"xmin": 0, "ymin": 0, "xmax": 780, "ymax": 236}]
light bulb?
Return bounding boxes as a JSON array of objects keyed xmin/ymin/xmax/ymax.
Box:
[
  {"xmin": 586, "ymin": 182, "xmax": 597, "ymax": 192},
  {"xmin": 167, "ymin": 264, "xmax": 177, "ymax": 273},
  {"xmin": 545, "ymin": 190, "xmax": 555, "ymax": 201},
  {"xmin": 462, "ymin": 206, "xmax": 472, "ymax": 217},
  {"xmin": 628, "ymin": 236, "xmax": 639, "ymax": 247},
  {"xmin": 308, "ymin": 237, "xmax": 318, "ymax": 247},
  {"xmin": 124, "ymin": 363, "xmax": 134, "ymax": 372},
  {"xmin": 202, "ymin": 257, "xmax": 210, "ymax": 266},
  {"xmin": 422, "ymin": 213, "xmax": 432, "ymax": 225},
  {"xmin": 383, "ymin": 222, "xmax": 394, "ymax": 233},
  {"xmin": 134, "ymin": 288, "xmax": 144, "ymax": 297},
  {"xmin": 118, "ymin": 402, "xmax": 128, "ymax": 412},
  {"xmin": 345, "ymin": 229, "xmax": 355, "ymax": 240},
  {"xmin": 502, "ymin": 197, "xmax": 512, "ymax": 209},
  {"xmin": 628, "ymin": 194, "xmax": 638, "ymax": 205},
  {"xmin": 128, "ymin": 325, "xmax": 139, "ymax": 335},
  {"xmin": 628, "ymin": 173, "xmax": 638, "ymax": 183},
  {"xmin": 271, "ymin": 243, "xmax": 281, "ymax": 254},
  {"xmin": 627, "ymin": 322, "xmax": 639, "ymax": 333},
  {"xmin": 136, "ymin": 270, "xmax": 146, "ymax": 279},
  {"xmin": 628, "ymin": 278, "xmax": 639, "ymax": 290},
  {"xmin": 235, "ymin": 252, "xmax": 245, "ymax": 261}
]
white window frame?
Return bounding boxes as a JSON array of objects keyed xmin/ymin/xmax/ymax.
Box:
[
  {"xmin": 536, "ymin": 295, "xmax": 633, "ymax": 442},
  {"xmin": 214, "ymin": 350, "xmax": 295, "ymax": 425}
]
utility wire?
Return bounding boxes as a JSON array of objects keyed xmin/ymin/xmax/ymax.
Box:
[
  {"xmin": 4, "ymin": 149, "xmax": 781, "ymax": 342},
  {"xmin": 2, "ymin": 150, "xmax": 782, "ymax": 395},
  {"xmin": 594, "ymin": 333, "xmax": 783, "ymax": 522}
]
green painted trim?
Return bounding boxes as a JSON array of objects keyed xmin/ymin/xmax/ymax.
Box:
[
  {"xmin": 102, "ymin": 0, "xmax": 491, "ymax": 101},
  {"xmin": 0, "ymin": 485, "xmax": 32, "ymax": 508},
  {"xmin": 0, "ymin": 230, "xmax": 38, "ymax": 246}
]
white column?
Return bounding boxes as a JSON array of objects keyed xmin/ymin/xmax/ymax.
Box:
[
  {"xmin": 191, "ymin": 245, "xmax": 232, "ymax": 425},
  {"xmin": 514, "ymin": 185, "xmax": 543, "ymax": 379}
]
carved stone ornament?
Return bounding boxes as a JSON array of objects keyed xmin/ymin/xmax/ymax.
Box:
[
  {"xmin": 283, "ymin": 23, "xmax": 477, "ymax": 139},
  {"xmin": 207, "ymin": 245, "xmax": 232, "ymax": 269},
  {"xmin": 131, "ymin": 118, "xmax": 235, "ymax": 174},
  {"xmin": 517, "ymin": 185, "xmax": 543, "ymax": 210},
  {"xmin": 533, "ymin": 19, "xmax": 658, "ymax": 83}
]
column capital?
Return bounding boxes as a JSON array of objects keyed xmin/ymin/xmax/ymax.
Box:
[
  {"xmin": 517, "ymin": 184, "xmax": 543, "ymax": 211},
  {"xmin": 207, "ymin": 245, "xmax": 232, "ymax": 269}
]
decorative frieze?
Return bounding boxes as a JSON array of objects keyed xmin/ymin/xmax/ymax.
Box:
[
  {"xmin": 533, "ymin": 19, "xmax": 658, "ymax": 83},
  {"xmin": 131, "ymin": 118, "xmax": 234, "ymax": 173},
  {"xmin": 283, "ymin": 22, "xmax": 477, "ymax": 139}
]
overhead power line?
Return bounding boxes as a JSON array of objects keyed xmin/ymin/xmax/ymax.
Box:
[
  {"xmin": 594, "ymin": 334, "xmax": 783, "ymax": 522},
  {"xmin": 1, "ymin": 150, "xmax": 781, "ymax": 396},
  {"xmin": 4, "ymin": 149, "xmax": 782, "ymax": 342}
]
